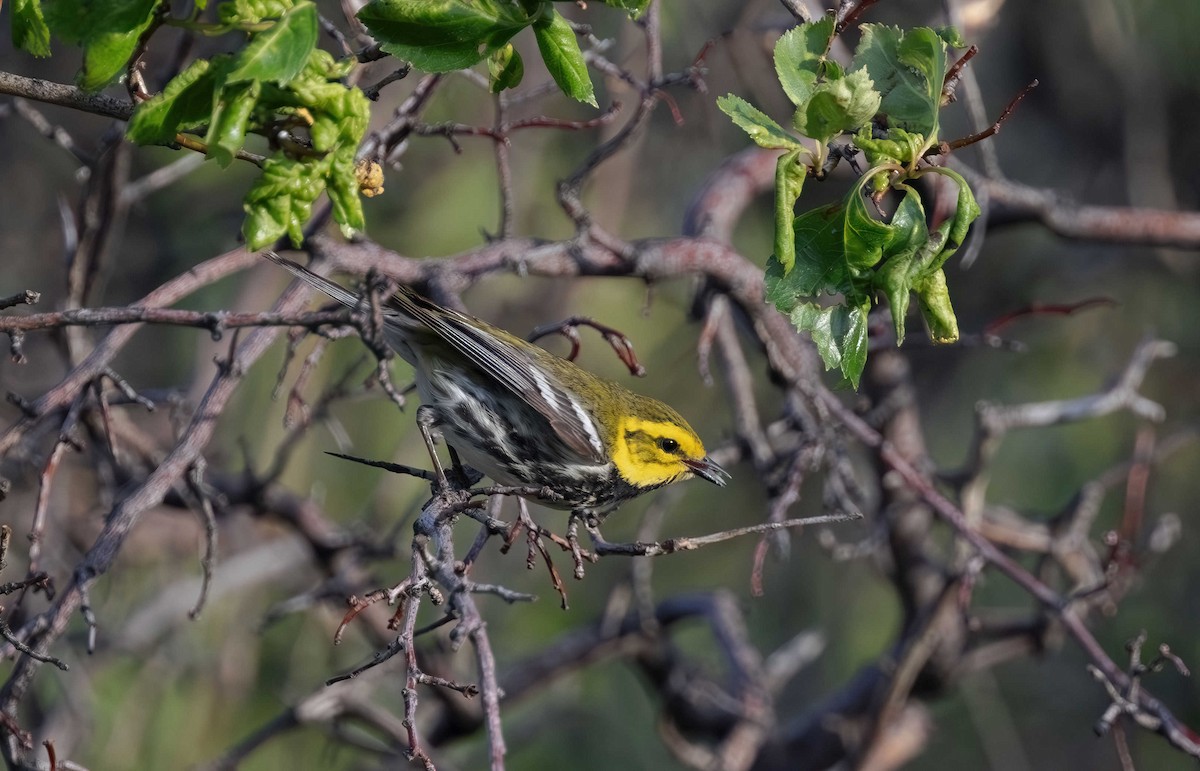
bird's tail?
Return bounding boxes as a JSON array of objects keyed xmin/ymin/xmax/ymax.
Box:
[
  {"xmin": 264, "ymin": 252, "xmax": 365, "ymax": 309},
  {"xmin": 264, "ymin": 251, "xmax": 424, "ymax": 363}
]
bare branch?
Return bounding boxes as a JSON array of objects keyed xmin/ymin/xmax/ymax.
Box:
[{"xmin": 0, "ymin": 71, "xmax": 134, "ymax": 121}]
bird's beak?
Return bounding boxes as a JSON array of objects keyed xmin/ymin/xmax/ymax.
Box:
[{"xmin": 684, "ymin": 456, "xmax": 730, "ymax": 487}]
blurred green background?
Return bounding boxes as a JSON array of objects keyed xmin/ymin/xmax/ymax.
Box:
[{"xmin": 1, "ymin": 0, "xmax": 1198, "ymax": 768}]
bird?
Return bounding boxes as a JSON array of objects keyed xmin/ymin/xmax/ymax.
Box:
[{"xmin": 266, "ymin": 253, "xmax": 728, "ymax": 513}]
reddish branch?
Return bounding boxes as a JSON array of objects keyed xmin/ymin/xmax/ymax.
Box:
[{"xmin": 929, "ymin": 79, "xmax": 1040, "ymax": 154}]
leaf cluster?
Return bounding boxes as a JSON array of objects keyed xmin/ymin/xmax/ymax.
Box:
[
  {"xmin": 12, "ymin": 0, "xmax": 370, "ymax": 249},
  {"xmin": 718, "ymin": 16, "xmax": 979, "ymax": 387},
  {"xmin": 356, "ymin": 0, "xmax": 650, "ymax": 107},
  {"xmin": 9, "ymin": 0, "xmax": 636, "ymax": 253}
]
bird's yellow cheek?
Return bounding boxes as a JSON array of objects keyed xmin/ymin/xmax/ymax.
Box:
[{"xmin": 610, "ymin": 437, "xmax": 680, "ymax": 488}]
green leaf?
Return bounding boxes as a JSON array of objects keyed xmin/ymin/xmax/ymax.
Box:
[
  {"xmin": 852, "ymin": 24, "xmax": 946, "ymax": 138},
  {"xmin": 326, "ymin": 148, "xmax": 365, "ymax": 239},
  {"xmin": 842, "ymin": 185, "xmax": 892, "ymax": 270},
  {"xmin": 488, "ymin": 43, "xmax": 524, "ymax": 92},
  {"xmin": 218, "ymin": 0, "xmax": 294, "ymax": 25},
  {"xmin": 873, "ymin": 189, "xmax": 927, "ymax": 343},
  {"xmin": 790, "ymin": 301, "xmax": 870, "ymax": 388},
  {"xmin": 935, "ymin": 25, "xmax": 966, "ymax": 49},
  {"xmin": 289, "ymin": 54, "xmax": 370, "ymax": 152},
  {"xmin": 853, "ymin": 125, "xmax": 926, "ymax": 168},
  {"xmin": 793, "ymin": 67, "xmax": 880, "ymax": 144},
  {"xmin": 882, "ymin": 186, "xmax": 928, "ymax": 257},
  {"xmin": 44, "ymin": 0, "xmax": 161, "ymax": 90},
  {"xmin": 126, "ymin": 58, "xmax": 222, "ymax": 144},
  {"xmin": 226, "ymin": 0, "xmax": 317, "ymax": 84},
  {"xmin": 533, "ymin": 6, "xmax": 596, "ymax": 106},
  {"xmin": 205, "ymin": 79, "xmax": 260, "ymax": 167},
  {"xmin": 924, "ymin": 166, "xmax": 981, "ymax": 260},
  {"xmin": 356, "ymin": 0, "xmax": 531, "ymax": 72},
  {"xmin": 871, "ymin": 175, "xmax": 976, "ymax": 345},
  {"xmin": 717, "ymin": 94, "xmax": 802, "ymax": 150},
  {"xmin": 772, "ymin": 15, "xmax": 835, "ymax": 108},
  {"xmin": 772, "ymin": 185, "xmax": 900, "ymax": 304},
  {"xmin": 773, "ymin": 149, "xmax": 807, "ymax": 274},
  {"xmin": 12, "ymin": 0, "xmax": 52, "ymax": 57},
  {"xmin": 243, "ymin": 154, "xmax": 325, "ymax": 249},
  {"xmin": 914, "ymin": 268, "xmax": 958, "ymax": 343},
  {"xmin": 763, "ymin": 202, "xmax": 850, "ymax": 312}
]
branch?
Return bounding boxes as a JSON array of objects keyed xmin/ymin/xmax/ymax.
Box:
[
  {"xmin": 0, "ymin": 71, "xmax": 134, "ymax": 121},
  {"xmin": 957, "ymin": 162, "xmax": 1200, "ymax": 249},
  {"xmin": 805, "ymin": 369, "xmax": 1200, "ymax": 760},
  {"xmin": 0, "ymin": 272, "xmax": 316, "ymax": 765},
  {"xmin": 0, "ymin": 290, "xmax": 41, "ymax": 311},
  {"xmin": 587, "ymin": 512, "xmax": 862, "ymax": 558},
  {"xmin": 0, "ymin": 248, "xmax": 259, "ymax": 457},
  {"xmin": 0, "ymin": 306, "xmax": 351, "ymax": 335}
]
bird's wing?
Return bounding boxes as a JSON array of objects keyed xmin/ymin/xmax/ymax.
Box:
[
  {"xmin": 393, "ymin": 291, "xmax": 607, "ymax": 464},
  {"xmin": 266, "ymin": 253, "xmax": 605, "ymax": 464}
]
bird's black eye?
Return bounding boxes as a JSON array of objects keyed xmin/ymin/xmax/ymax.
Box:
[{"xmin": 657, "ymin": 437, "xmax": 679, "ymax": 453}]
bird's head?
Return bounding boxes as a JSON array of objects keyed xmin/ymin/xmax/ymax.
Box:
[{"xmin": 607, "ymin": 400, "xmax": 728, "ymax": 491}]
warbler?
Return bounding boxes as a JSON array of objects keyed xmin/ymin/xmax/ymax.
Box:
[{"xmin": 267, "ymin": 253, "xmax": 728, "ymax": 512}]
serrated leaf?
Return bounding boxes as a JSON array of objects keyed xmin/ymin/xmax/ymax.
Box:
[
  {"xmin": 717, "ymin": 94, "xmax": 802, "ymax": 150},
  {"xmin": 793, "ymin": 67, "xmax": 880, "ymax": 144},
  {"xmin": 13, "ymin": 0, "xmax": 52, "ymax": 57},
  {"xmin": 763, "ymin": 253, "xmax": 794, "ymax": 311},
  {"xmin": 764, "ymin": 203, "xmax": 849, "ymax": 313},
  {"xmin": 790, "ymin": 301, "xmax": 869, "ymax": 388},
  {"xmin": 488, "ymin": 43, "xmax": 524, "ymax": 93},
  {"xmin": 205, "ymin": 79, "xmax": 261, "ymax": 167},
  {"xmin": 533, "ymin": 6, "xmax": 596, "ymax": 106},
  {"xmin": 772, "ymin": 15, "xmax": 835, "ymax": 108},
  {"xmin": 356, "ymin": 0, "xmax": 530, "ymax": 72},
  {"xmin": 44, "ymin": 0, "xmax": 161, "ymax": 90},
  {"xmin": 126, "ymin": 58, "xmax": 222, "ymax": 144},
  {"xmin": 773, "ymin": 149, "xmax": 806, "ymax": 274},
  {"xmin": 226, "ymin": 0, "xmax": 317, "ymax": 84},
  {"xmin": 853, "ymin": 24, "xmax": 946, "ymax": 138}
]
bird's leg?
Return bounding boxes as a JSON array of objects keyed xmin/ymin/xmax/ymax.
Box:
[
  {"xmin": 415, "ymin": 405, "xmax": 448, "ymax": 490},
  {"xmin": 567, "ymin": 511, "xmax": 587, "ymax": 580}
]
